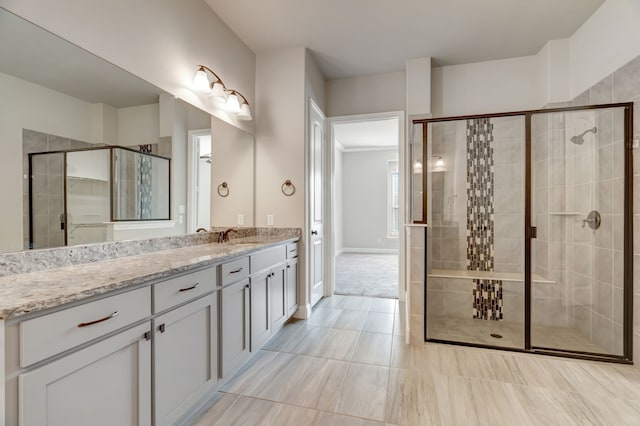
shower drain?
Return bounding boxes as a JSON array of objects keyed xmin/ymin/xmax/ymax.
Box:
[{"xmin": 490, "ymin": 333, "xmax": 503, "ymax": 339}]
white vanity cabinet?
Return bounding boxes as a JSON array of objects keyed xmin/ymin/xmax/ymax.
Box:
[
  {"xmin": 286, "ymin": 246, "xmax": 299, "ymax": 318},
  {"xmin": 269, "ymin": 265, "xmax": 287, "ymax": 330},
  {"xmin": 19, "ymin": 322, "xmax": 152, "ymax": 426},
  {"xmin": 3, "ymin": 238, "xmax": 300, "ymax": 426},
  {"xmin": 14, "ymin": 287, "xmax": 153, "ymax": 426},
  {"xmin": 249, "ymin": 246, "xmax": 287, "ymax": 351},
  {"xmin": 152, "ymin": 267, "xmax": 217, "ymax": 426},
  {"xmin": 219, "ymin": 257, "xmax": 251, "ymax": 379}
]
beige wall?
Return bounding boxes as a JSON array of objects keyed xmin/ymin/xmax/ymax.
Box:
[
  {"xmin": 569, "ymin": 0, "xmax": 640, "ymax": 99},
  {"xmin": 0, "ymin": 0, "xmax": 256, "ymax": 134},
  {"xmin": 432, "ymin": 55, "xmax": 543, "ymax": 117},
  {"xmin": 0, "ymin": 72, "xmax": 95, "ymax": 253},
  {"xmin": 255, "ymin": 47, "xmax": 306, "ymax": 228},
  {"xmin": 326, "ymin": 71, "xmax": 405, "ymax": 118}
]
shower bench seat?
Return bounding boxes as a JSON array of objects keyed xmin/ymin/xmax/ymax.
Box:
[{"xmin": 428, "ymin": 269, "xmax": 555, "ymax": 284}]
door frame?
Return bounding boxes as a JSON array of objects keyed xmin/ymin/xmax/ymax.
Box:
[
  {"xmin": 187, "ymin": 129, "xmax": 212, "ymax": 233},
  {"xmin": 326, "ymin": 111, "xmax": 406, "ymax": 302}
]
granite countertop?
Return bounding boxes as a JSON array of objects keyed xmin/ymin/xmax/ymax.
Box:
[{"xmin": 0, "ymin": 236, "xmax": 298, "ymax": 320}]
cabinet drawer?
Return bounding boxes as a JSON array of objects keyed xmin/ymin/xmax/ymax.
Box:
[
  {"xmin": 286, "ymin": 243, "xmax": 298, "ymax": 259},
  {"xmin": 20, "ymin": 286, "xmax": 151, "ymax": 367},
  {"xmin": 250, "ymin": 246, "xmax": 286, "ymax": 273},
  {"xmin": 154, "ymin": 267, "xmax": 216, "ymax": 313},
  {"xmin": 220, "ymin": 257, "xmax": 249, "ymax": 287}
]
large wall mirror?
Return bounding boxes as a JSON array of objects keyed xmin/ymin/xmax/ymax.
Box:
[{"xmin": 0, "ymin": 7, "xmax": 255, "ymax": 253}]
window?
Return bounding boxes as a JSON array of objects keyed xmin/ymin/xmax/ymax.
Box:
[{"xmin": 388, "ymin": 160, "xmax": 399, "ymax": 238}]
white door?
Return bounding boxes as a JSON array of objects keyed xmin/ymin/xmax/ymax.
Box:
[{"xmin": 309, "ymin": 99, "xmax": 325, "ymax": 306}]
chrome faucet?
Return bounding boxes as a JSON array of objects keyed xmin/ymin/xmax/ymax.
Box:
[{"xmin": 217, "ymin": 228, "xmax": 238, "ymax": 243}]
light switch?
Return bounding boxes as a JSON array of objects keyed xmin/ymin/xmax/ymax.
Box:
[
  {"xmin": 237, "ymin": 214, "xmax": 244, "ymax": 226},
  {"xmin": 178, "ymin": 215, "xmax": 184, "ymax": 224},
  {"xmin": 267, "ymin": 214, "xmax": 274, "ymax": 226},
  {"xmin": 179, "ymin": 205, "xmax": 185, "ymax": 214}
]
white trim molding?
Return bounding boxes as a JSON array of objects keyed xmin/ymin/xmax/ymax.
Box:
[{"xmin": 340, "ymin": 248, "xmax": 399, "ymax": 255}]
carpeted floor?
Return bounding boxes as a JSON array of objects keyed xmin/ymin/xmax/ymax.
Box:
[{"xmin": 334, "ymin": 253, "xmax": 398, "ymax": 299}]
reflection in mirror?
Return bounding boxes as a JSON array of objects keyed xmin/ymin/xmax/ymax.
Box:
[
  {"xmin": 210, "ymin": 117, "xmax": 255, "ymax": 228},
  {"xmin": 112, "ymin": 148, "xmax": 170, "ymax": 221},
  {"xmin": 66, "ymin": 149, "xmax": 111, "ymax": 246},
  {"xmin": 0, "ymin": 7, "xmax": 255, "ymax": 254},
  {"xmin": 187, "ymin": 113, "xmax": 255, "ymax": 232}
]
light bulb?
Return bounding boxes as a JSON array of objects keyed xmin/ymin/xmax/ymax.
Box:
[
  {"xmin": 226, "ymin": 92, "xmax": 240, "ymax": 113},
  {"xmin": 210, "ymin": 80, "xmax": 227, "ymax": 102},
  {"xmin": 237, "ymin": 102, "xmax": 252, "ymax": 121},
  {"xmin": 192, "ymin": 67, "xmax": 211, "ymax": 93},
  {"xmin": 435, "ymin": 157, "xmax": 444, "ymax": 167},
  {"xmin": 413, "ymin": 160, "xmax": 422, "ymax": 173}
]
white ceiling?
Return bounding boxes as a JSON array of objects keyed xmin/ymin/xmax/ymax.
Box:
[
  {"xmin": 334, "ymin": 118, "xmax": 399, "ymax": 150},
  {"xmin": 205, "ymin": 0, "xmax": 604, "ymax": 80},
  {"xmin": 0, "ymin": 9, "xmax": 164, "ymax": 108}
]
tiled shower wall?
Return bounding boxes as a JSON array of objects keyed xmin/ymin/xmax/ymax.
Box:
[
  {"xmin": 559, "ymin": 59, "xmax": 635, "ymax": 354},
  {"xmin": 426, "ymin": 117, "xmax": 526, "ymax": 324},
  {"xmin": 22, "ymin": 129, "xmax": 91, "ymax": 249}
]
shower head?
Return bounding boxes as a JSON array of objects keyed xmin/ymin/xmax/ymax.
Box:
[{"xmin": 570, "ymin": 127, "xmax": 597, "ymax": 145}]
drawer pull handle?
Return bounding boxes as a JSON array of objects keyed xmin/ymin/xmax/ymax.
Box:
[
  {"xmin": 78, "ymin": 311, "xmax": 119, "ymax": 328},
  {"xmin": 230, "ymin": 267, "xmax": 244, "ymax": 274},
  {"xmin": 179, "ymin": 283, "xmax": 200, "ymax": 292}
]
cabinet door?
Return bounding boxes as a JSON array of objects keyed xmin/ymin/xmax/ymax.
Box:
[
  {"xmin": 19, "ymin": 323, "xmax": 151, "ymax": 426},
  {"xmin": 154, "ymin": 294, "xmax": 217, "ymax": 426},
  {"xmin": 270, "ymin": 266, "xmax": 287, "ymax": 329},
  {"xmin": 250, "ymin": 270, "xmax": 271, "ymax": 351},
  {"xmin": 286, "ymin": 258, "xmax": 299, "ymax": 318},
  {"xmin": 220, "ymin": 278, "xmax": 250, "ymax": 378}
]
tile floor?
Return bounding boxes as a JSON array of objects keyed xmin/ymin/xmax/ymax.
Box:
[{"xmin": 192, "ymin": 295, "xmax": 640, "ymax": 425}]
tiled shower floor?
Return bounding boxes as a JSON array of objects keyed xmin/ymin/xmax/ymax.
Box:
[{"xmin": 427, "ymin": 315, "xmax": 612, "ymax": 354}]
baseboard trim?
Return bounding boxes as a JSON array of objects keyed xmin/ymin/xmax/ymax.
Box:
[
  {"xmin": 340, "ymin": 248, "xmax": 399, "ymax": 255},
  {"xmin": 294, "ymin": 303, "xmax": 312, "ymax": 319}
]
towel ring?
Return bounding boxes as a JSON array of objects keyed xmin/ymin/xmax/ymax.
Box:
[
  {"xmin": 281, "ymin": 179, "xmax": 295, "ymax": 196},
  {"xmin": 217, "ymin": 182, "xmax": 229, "ymax": 197}
]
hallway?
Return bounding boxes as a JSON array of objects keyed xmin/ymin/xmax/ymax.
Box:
[{"xmin": 193, "ymin": 295, "xmax": 640, "ymax": 425}]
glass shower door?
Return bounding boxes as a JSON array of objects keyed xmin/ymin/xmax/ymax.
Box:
[
  {"xmin": 29, "ymin": 152, "xmax": 65, "ymax": 249},
  {"xmin": 530, "ymin": 105, "xmax": 629, "ymax": 357},
  {"xmin": 424, "ymin": 115, "xmax": 526, "ymax": 349},
  {"xmin": 66, "ymin": 149, "xmax": 110, "ymax": 245}
]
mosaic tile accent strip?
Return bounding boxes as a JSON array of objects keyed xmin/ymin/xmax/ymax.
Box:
[
  {"xmin": 137, "ymin": 154, "xmax": 153, "ymax": 219},
  {"xmin": 466, "ymin": 118, "xmax": 503, "ymax": 321}
]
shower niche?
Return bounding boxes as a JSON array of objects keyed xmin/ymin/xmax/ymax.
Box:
[{"xmin": 412, "ymin": 102, "xmax": 634, "ymax": 363}]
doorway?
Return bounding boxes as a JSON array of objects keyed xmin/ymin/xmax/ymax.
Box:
[
  {"xmin": 327, "ymin": 112, "xmax": 405, "ymax": 301},
  {"xmin": 187, "ymin": 130, "xmax": 212, "ymax": 233}
]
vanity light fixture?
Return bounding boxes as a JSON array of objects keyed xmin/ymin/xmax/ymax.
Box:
[
  {"xmin": 432, "ymin": 156, "xmax": 447, "ymax": 172},
  {"xmin": 192, "ymin": 65, "xmax": 252, "ymax": 121}
]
